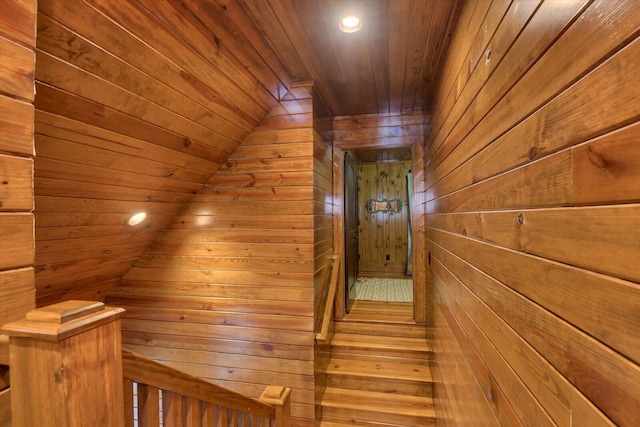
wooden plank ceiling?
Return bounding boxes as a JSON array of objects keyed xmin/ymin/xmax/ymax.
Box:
[
  {"xmin": 31, "ymin": 0, "xmax": 461, "ymax": 304},
  {"xmin": 243, "ymin": 0, "xmax": 462, "ymax": 117}
]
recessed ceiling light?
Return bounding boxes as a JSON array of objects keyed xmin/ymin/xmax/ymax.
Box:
[
  {"xmin": 339, "ymin": 14, "xmax": 362, "ymax": 33},
  {"xmin": 126, "ymin": 211, "xmax": 147, "ymax": 226}
]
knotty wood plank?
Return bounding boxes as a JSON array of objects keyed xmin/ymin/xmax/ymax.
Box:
[
  {"xmin": 573, "ymin": 122, "xmax": 640, "ymax": 205},
  {"xmin": 36, "ymin": 14, "xmax": 248, "ymax": 143},
  {"xmin": 134, "ymin": 0, "xmax": 282, "ymax": 101},
  {"xmin": 122, "ymin": 330, "xmax": 314, "ymax": 361},
  {"xmin": 124, "ymin": 267, "xmax": 312, "ymax": 287},
  {"xmin": 428, "ymin": 227, "xmax": 640, "ymax": 366},
  {"xmin": 429, "ymin": 0, "xmax": 640, "ymax": 187},
  {"xmin": 34, "ymin": 169, "xmax": 196, "ymax": 204},
  {"xmin": 35, "ymin": 176, "xmax": 193, "ymax": 205},
  {"xmin": 144, "ymin": 241, "xmax": 312, "ymax": 259},
  {"xmin": 38, "ymin": 0, "xmax": 258, "ymax": 131},
  {"xmin": 86, "ymin": 0, "xmax": 274, "ymax": 118},
  {"xmin": 207, "ymin": 171, "xmax": 314, "ymax": 187},
  {"xmin": 426, "ymin": 0, "xmax": 539, "ymax": 164},
  {"xmin": 428, "ymin": 150, "xmax": 573, "ymax": 212},
  {"xmin": 0, "ymin": 0, "xmax": 36, "ymax": 47},
  {"xmin": 115, "ymin": 281, "xmax": 312, "ymax": 301},
  {"xmin": 156, "ymin": 228, "xmax": 313, "ymax": 243},
  {"xmin": 429, "ymin": 204, "xmax": 640, "ymax": 283},
  {"xmin": 120, "ymin": 305, "xmax": 313, "ymax": 331},
  {"xmin": 0, "ymin": 213, "xmax": 33, "ymax": 269},
  {"xmin": 217, "ymin": 157, "xmax": 314, "ymax": 174},
  {"xmin": 35, "ymin": 194, "xmax": 179, "ymax": 214},
  {"xmin": 0, "ymin": 154, "xmax": 32, "ymax": 211},
  {"xmin": 0, "ymin": 35, "xmax": 34, "ymax": 101},
  {"xmin": 36, "ymin": 241, "xmax": 150, "ymax": 266},
  {"xmin": 35, "ymin": 51, "xmax": 239, "ymax": 156},
  {"xmin": 134, "ymin": 254, "xmax": 313, "ymax": 274},
  {"xmin": 34, "ymin": 83, "xmax": 225, "ymax": 163},
  {"xmin": 0, "ymin": 95, "xmax": 33, "ymax": 156},
  {"xmin": 34, "ymin": 111, "xmax": 220, "ymax": 175},
  {"xmin": 433, "ymin": 255, "xmax": 616, "ymax": 426},
  {"xmin": 126, "ymin": 344, "xmax": 312, "ymax": 377},
  {"xmin": 122, "ymin": 319, "xmax": 312, "ymax": 348},
  {"xmin": 110, "ymin": 293, "xmax": 312, "ymax": 317},
  {"xmin": 433, "ymin": 292, "xmax": 520, "ymax": 427},
  {"xmin": 434, "ymin": 275, "xmax": 555, "ymax": 426},
  {"xmin": 0, "ymin": 268, "xmax": 35, "ymax": 324},
  {"xmin": 427, "ymin": 0, "xmax": 590, "ymax": 175}
]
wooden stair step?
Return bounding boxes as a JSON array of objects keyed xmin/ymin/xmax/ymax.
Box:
[
  {"xmin": 349, "ymin": 300, "xmax": 414, "ymax": 315},
  {"xmin": 335, "ymin": 320, "xmax": 426, "ymax": 338},
  {"xmin": 321, "ymin": 387, "xmax": 435, "ymax": 426},
  {"xmin": 342, "ymin": 310, "xmax": 415, "ymax": 324},
  {"xmin": 331, "ymin": 333, "xmax": 431, "ymax": 358},
  {"xmin": 327, "ymin": 358, "xmax": 432, "ymax": 382},
  {"xmin": 327, "ymin": 358, "xmax": 433, "ymax": 397}
]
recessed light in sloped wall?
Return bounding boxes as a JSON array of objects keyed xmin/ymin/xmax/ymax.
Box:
[{"xmin": 126, "ymin": 211, "xmax": 147, "ymax": 226}]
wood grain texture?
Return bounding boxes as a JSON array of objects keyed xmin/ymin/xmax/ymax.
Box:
[
  {"xmin": 31, "ymin": 0, "xmax": 302, "ymax": 307},
  {"xmin": 425, "ymin": 1, "xmax": 640, "ymax": 426},
  {"xmin": 0, "ymin": 2, "xmax": 36, "ymax": 423},
  {"xmin": 357, "ymin": 161, "xmax": 411, "ymax": 276},
  {"xmin": 109, "ymin": 94, "xmax": 331, "ymax": 425}
]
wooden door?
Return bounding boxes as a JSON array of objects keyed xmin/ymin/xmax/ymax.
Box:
[{"xmin": 344, "ymin": 152, "xmax": 359, "ymax": 312}]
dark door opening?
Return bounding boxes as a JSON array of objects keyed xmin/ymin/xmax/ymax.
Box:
[{"xmin": 344, "ymin": 152, "xmax": 359, "ymax": 313}]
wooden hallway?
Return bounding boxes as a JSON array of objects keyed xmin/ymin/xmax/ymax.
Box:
[{"xmin": 320, "ymin": 301, "xmax": 434, "ymax": 426}]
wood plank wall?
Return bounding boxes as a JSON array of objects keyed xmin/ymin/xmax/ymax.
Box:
[
  {"xmin": 0, "ymin": 1, "xmax": 37, "ymax": 424},
  {"xmin": 108, "ymin": 86, "xmax": 332, "ymax": 427},
  {"xmin": 31, "ymin": 0, "xmax": 288, "ymax": 306},
  {"xmin": 424, "ymin": 1, "xmax": 640, "ymax": 425},
  {"xmin": 357, "ymin": 161, "xmax": 411, "ymax": 277}
]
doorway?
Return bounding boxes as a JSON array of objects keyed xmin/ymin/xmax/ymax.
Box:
[{"xmin": 340, "ymin": 147, "xmax": 418, "ymax": 315}]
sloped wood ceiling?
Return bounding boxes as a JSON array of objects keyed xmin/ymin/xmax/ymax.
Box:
[
  {"xmin": 33, "ymin": 0, "xmax": 461, "ymax": 305},
  {"xmin": 33, "ymin": 0, "xmax": 290, "ymax": 304}
]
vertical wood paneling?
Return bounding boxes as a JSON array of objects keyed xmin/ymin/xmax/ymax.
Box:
[
  {"xmin": 357, "ymin": 161, "xmax": 411, "ymax": 276},
  {"xmin": 109, "ymin": 87, "xmax": 327, "ymax": 426},
  {"xmin": 426, "ymin": 1, "xmax": 640, "ymax": 426}
]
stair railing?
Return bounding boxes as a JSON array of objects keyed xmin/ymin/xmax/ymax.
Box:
[
  {"xmin": 2, "ymin": 300, "xmax": 290, "ymax": 427},
  {"xmin": 316, "ymin": 255, "xmax": 341, "ymax": 342},
  {"xmin": 123, "ymin": 348, "xmax": 290, "ymax": 427}
]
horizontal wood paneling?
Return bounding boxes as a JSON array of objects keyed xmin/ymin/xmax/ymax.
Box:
[
  {"xmin": 0, "ymin": 5, "xmax": 36, "ymax": 425},
  {"xmin": 32, "ymin": 0, "xmax": 297, "ymax": 307},
  {"xmin": 110, "ymin": 92, "xmax": 327, "ymax": 425},
  {"xmin": 426, "ymin": 1, "xmax": 640, "ymax": 426}
]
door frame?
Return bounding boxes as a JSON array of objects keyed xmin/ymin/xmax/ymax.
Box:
[{"xmin": 332, "ymin": 144, "xmax": 425, "ymax": 323}]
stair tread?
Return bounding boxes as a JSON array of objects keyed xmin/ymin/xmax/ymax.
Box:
[
  {"xmin": 327, "ymin": 358, "xmax": 432, "ymax": 382},
  {"xmin": 322, "ymin": 387, "xmax": 434, "ymax": 417},
  {"xmin": 341, "ymin": 311, "xmax": 415, "ymax": 324},
  {"xmin": 332, "ymin": 333, "xmax": 431, "ymax": 352}
]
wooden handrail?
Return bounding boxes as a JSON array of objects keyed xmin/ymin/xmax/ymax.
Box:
[
  {"xmin": 316, "ymin": 255, "xmax": 341, "ymax": 342},
  {"xmin": 122, "ymin": 348, "xmax": 290, "ymax": 426}
]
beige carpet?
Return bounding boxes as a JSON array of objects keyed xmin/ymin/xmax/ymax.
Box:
[{"xmin": 355, "ymin": 277, "xmax": 413, "ymax": 302}]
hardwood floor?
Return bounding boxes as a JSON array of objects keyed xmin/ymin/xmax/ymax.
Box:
[{"xmin": 320, "ymin": 301, "xmax": 434, "ymax": 426}]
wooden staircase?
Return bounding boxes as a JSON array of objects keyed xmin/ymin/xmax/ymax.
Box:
[{"xmin": 320, "ymin": 301, "xmax": 435, "ymax": 427}]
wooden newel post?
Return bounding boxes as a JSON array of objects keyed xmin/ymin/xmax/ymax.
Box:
[
  {"xmin": 1, "ymin": 300, "xmax": 126, "ymax": 426},
  {"xmin": 259, "ymin": 385, "xmax": 292, "ymax": 427}
]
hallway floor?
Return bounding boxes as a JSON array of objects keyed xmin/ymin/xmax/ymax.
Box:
[{"xmin": 355, "ymin": 277, "xmax": 413, "ymax": 302}]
